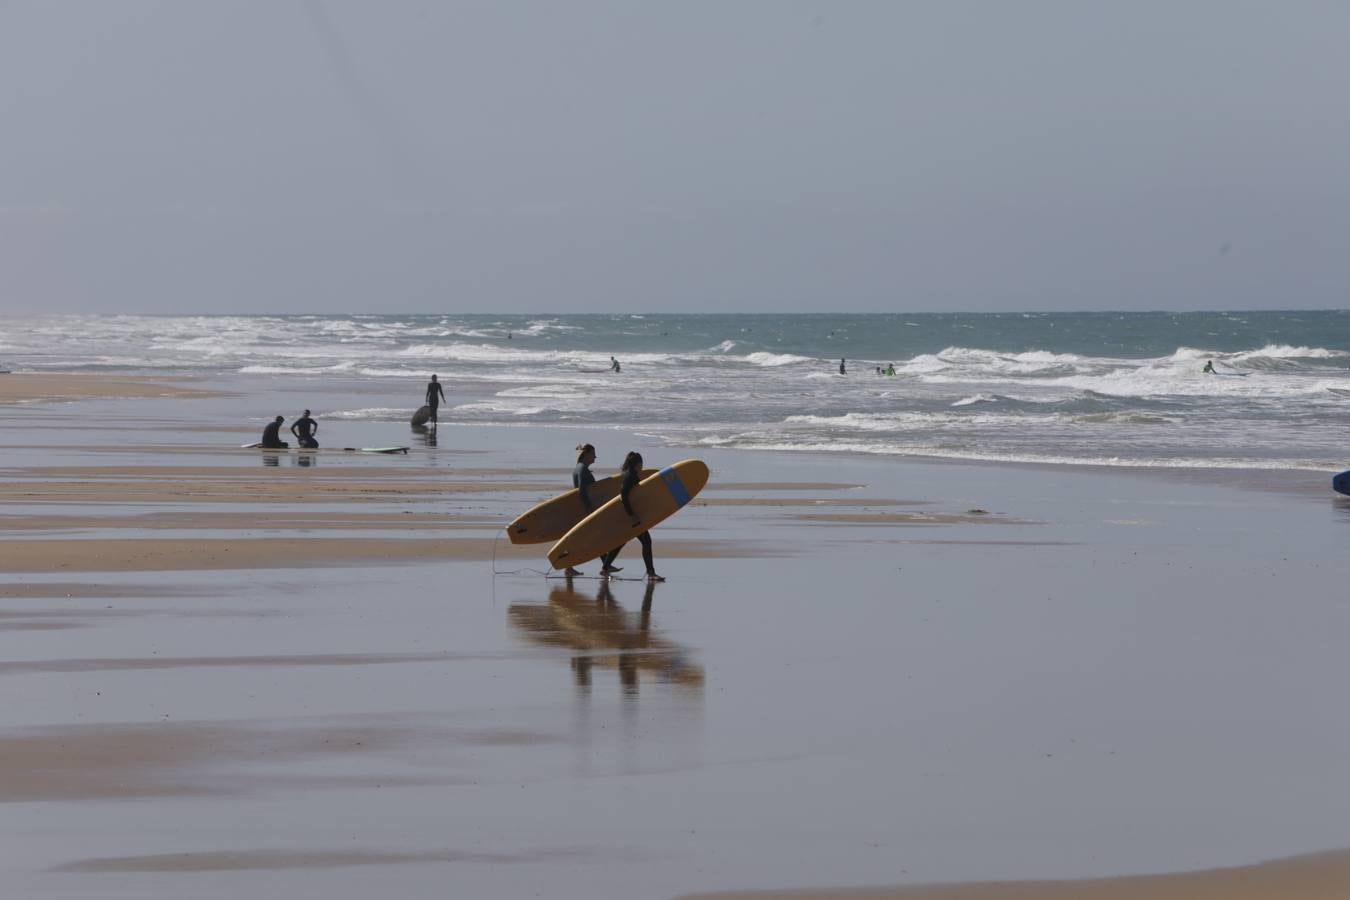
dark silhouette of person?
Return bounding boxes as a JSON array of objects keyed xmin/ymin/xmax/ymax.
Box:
[
  {"xmin": 260, "ymin": 416, "xmax": 288, "ymax": 449},
  {"xmin": 425, "ymin": 374, "xmax": 447, "ymax": 427},
  {"xmin": 839, "ymin": 358, "xmax": 846, "ymax": 375},
  {"xmin": 290, "ymin": 409, "xmax": 318, "ymax": 448}
]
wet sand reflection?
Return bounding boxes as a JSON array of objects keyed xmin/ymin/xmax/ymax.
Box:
[{"xmin": 509, "ymin": 578, "xmax": 704, "ymax": 695}]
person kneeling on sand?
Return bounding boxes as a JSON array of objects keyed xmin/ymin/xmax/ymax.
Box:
[
  {"xmin": 261, "ymin": 415, "xmax": 289, "ymax": 449},
  {"xmin": 291, "ymin": 409, "xmax": 319, "ymax": 449}
]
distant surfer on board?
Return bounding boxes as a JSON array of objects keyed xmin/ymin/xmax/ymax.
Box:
[
  {"xmin": 567, "ymin": 442, "xmax": 600, "ymax": 576},
  {"xmin": 291, "ymin": 409, "xmax": 319, "ymax": 449},
  {"xmin": 261, "ymin": 416, "xmax": 289, "ymax": 449},
  {"xmin": 1203, "ymin": 360, "xmax": 1215, "ymax": 374},
  {"xmin": 425, "ymin": 374, "xmax": 446, "ymax": 427},
  {"xmin": 599, "ymin": 451, "xmax": 664, "ymax": 582}
]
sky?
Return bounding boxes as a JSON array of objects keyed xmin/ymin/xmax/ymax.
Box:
[{"xmin": 1, "ymin": 0, "xmax": 1348, "ymax": 314}]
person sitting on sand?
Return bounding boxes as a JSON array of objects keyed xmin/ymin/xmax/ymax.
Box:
[
  {"xmin": 600, "ymin": 451, "xmax": 663, "ymax": 582},
  {"xmin": 567, "ymin": 442, "xmax": 600, "ymax": 577},
  {"xmin": 290, "ymin": 409, "xmax": 319, "ymax": 449},
  {"xmin": 261, "ymin": 415, "xmax": 289, "ymax": 449},
  {"xmin": 1203, "ymin": 360, "xmax": 1215, "ymax": 374},
  {"xmin": 610, "ymin": 356, "xmax": 621, "ymax": 373},
  {"xmin": 425, "ymin": 374, "xmax": 447, "ymax": 426}
]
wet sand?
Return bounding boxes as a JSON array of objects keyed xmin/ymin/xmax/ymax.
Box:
[
  {"xmin": 0, "ymin": 373, "xmax": 218, "ymax": 402},
  {"xmin": 2, "ymin": 374, "xmax": 1350, "ymax": 899}
]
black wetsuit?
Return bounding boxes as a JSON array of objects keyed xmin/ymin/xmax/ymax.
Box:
[
  {"xmin": 426, "ymin": 380, "xmax": 446, "ymax": 422},
  {"xmin": 573, "ymin": 461, "xmax": 596, "ymax": 512},
  {"xmin": 291, "ymin": 415, "xmax": 318, "ymax": 449},
  {"xmin": 261, "ymin": 420, "xmax": 288, "ymax": 449},
  {"xmin": 602, "ymin": 466, "xmax": 653, "ymax": 573}
]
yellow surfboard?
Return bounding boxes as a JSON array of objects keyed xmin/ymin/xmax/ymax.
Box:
[
  {"xmin": 546, "ymin": 460, "xmax": 710, "ymax": 569},
  {"xmin": 506, "ymin": 469, "xmax": 656, "ymax": 544}
]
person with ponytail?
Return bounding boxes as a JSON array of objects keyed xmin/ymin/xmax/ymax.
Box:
[{"xmin": 600, "ymin": 451, "xmax": 663, "ymax": 582}]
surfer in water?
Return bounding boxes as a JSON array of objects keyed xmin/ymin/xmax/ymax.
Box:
[
  {"xmin": 1203, "ymin": 360, "xmax": 1216, "ymax": 374},
  {"xmin": 839, "ymin": 358, "xmax": 846, "ymax": 375},
  {"xmin": 610, "ymin": 356, "xmax": 621, "ymax": 373},
  {"xmin": 568, "ymin": 443, "xmax": 599, "ymax": 576},
  {"xmin": 261, "ymin": 415, "xmax": 288, "ymax": 449},
  {"xmin": 290, "ymin": 409, "xmax": 319, "ymax": 449},
  {"xmin": 601, "ymin": 451, "xmax": 663, "ymax": 582},
  {"xmin": 425, "ymin": 374, "xmax": 446, "ymax": 427}
]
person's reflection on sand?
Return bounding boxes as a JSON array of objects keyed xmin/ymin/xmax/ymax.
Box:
[
  {"xmin": 413, "ymin": 424, "xmax": 437, "ymax": 447},
  {"xmin": 508, "ymin": 578, "xmax": 703, "ymax": 695},
  {"xmin": 293, "ymin": 453, "xmax": 316, "ymax": 468},
  {"xmin": 261, "ymin": 452, "xmax": 281, "ymax": 468}
]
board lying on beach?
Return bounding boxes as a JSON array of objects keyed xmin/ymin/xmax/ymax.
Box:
[
  {"xmin": 241, "ymin": 443, "xmax": 409, "ymax": 454},
  {"xmin": 546, "ymin": 460, "xmax": 709, "ymax": 569},
  {"xmin": 506, "ymin": 469, "xmax": 656, "ymax": 545},
  {"xmin": 411, "ymin": 405, "xmax": 432, "ymax": 426},
  {"xmin": 1334, "ymin": 471, "xmax": 1350, "ymax": 496}
]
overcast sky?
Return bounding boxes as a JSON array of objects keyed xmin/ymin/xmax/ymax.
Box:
[{"xmin": 1, "ymin": 1, "xmax": 1347, "ymax": 314}]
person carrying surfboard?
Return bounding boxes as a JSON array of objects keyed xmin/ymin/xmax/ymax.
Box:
[
  {"xmin": 425, "ymin": 374, "xmax": 447, "ymax": 427},
  {"xmin": 567, "ymin": 442, "xmax": 600, "ymax": 576},
  {"xmin": 261, "ymin": 415, "xmax": 289, "ymax": 449},
  {"xmin": 290, "ymin": 409, "xmax": 319, "ymax": 449},
  {"xmin": 600, "ymin": 451, "xmax": 664, "ymax": 582}
]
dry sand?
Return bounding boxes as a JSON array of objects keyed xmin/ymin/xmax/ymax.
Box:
[
  {"xmin": 0, "ymin": 373, "xmax": 218, "ymax": 402},
  {"xmin": 678, "ymin": 850, "xmax": 1350, "ymax": 900}
]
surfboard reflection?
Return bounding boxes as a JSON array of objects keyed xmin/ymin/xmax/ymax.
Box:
[{"xmin": 508, "ymin": 579, "xmax": 704, "ymax": 695}]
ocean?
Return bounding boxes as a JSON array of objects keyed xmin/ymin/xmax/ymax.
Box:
[{"xmin": 2, "ymin": 311, "xmax": 1349, "ymax": 470}]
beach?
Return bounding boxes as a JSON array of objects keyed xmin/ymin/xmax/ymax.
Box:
[{"xmin": 3, "ymin": 373, "xmax": 1350, "ymax": 899}]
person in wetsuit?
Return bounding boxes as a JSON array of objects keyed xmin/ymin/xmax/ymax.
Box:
[
  {"xmin": 610, "ymin": 356, "xmax": 621, "ymax": 373},
  {"xmin": 1203, "ymin": 360, "xmax": 1215, "ymax": 374},
  {"xmin": 290, "ymin": 409, "xmax": 319, "ymax": 448},
  {"xmin": 261, "ymin": 415, "xmax": 288, "ymax": 449},
  {"xmin": 600, "ymin": 451, "xmax": 663, "ymax": 582},
  {"xmin": 426, "ymin": 374, "xmax": 447, "ymax": 426},
  {"xmin": 567, "ymin": 442, "xmax": 599, "ymax": 576}
]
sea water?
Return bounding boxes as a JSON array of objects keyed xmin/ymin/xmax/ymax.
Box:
[{"xmin": 2, "ymin": 311, "xmax": 1348, "ymax": 469}]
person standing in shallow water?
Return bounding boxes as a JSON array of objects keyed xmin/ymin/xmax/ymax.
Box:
[
  {"xmin": 600, "ymin": 451, "xmax": 663, "ymax": 582},
  {"xmin": 567, "ymin": 442, "xmax": 599, "ymax": 577},
  {"xmin": 839, "ymin": 358, "xmax": 846, "ymax": 375},
  {"xmin": 425, "ymin": 374, "xmax": 447, "ymax": 427}
]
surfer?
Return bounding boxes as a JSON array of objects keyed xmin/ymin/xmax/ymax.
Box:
[
  {"xmin": 600, "ymin": 451, "xmax": 663, "ymax": 582},
  {"xmin": 290, "ymin": 409, "xmax": 319, "ymax": 449},
  {"xmin": 568, "ymin": 443, "xmax": 600, "ymax": 576},
  {"xmin": 839, "ymin": 358, "xmax": 846, "ymax": 375},
  {"xmin": 425, "ymin": 374, "xmax": 446, "ymax": 427},
  {"xmin": 610, "ymin": 356, "xmax": 621, "ymax": 373},
  {"xmin": 885, "ymin": 363, "xmax": 895, "ymax": 376},
  {"xmin": 260, "ymin": 415, "xmax": 289, "ymax": 449},
  {"xmin": 1203, "ymin": 360, "xmax": 1215, "ymax": 374}
]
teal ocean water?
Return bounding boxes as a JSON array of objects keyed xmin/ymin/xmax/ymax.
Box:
[{"xmin": 3, "ymin": 311, "xmax": 1349, "ymax": 469}]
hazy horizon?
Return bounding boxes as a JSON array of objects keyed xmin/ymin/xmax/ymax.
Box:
[{"xmin": 3, "ymin": 1, "xmax": 1348, "ymax": 315}]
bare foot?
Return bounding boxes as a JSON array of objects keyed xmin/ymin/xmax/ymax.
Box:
[
  {"xmin": 646, "ymin": 573, "xmax": 665, "ymax": 582},
  {"xmin": 564, "ymin": 567, "xmax": 584, "ymax": 576}
]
